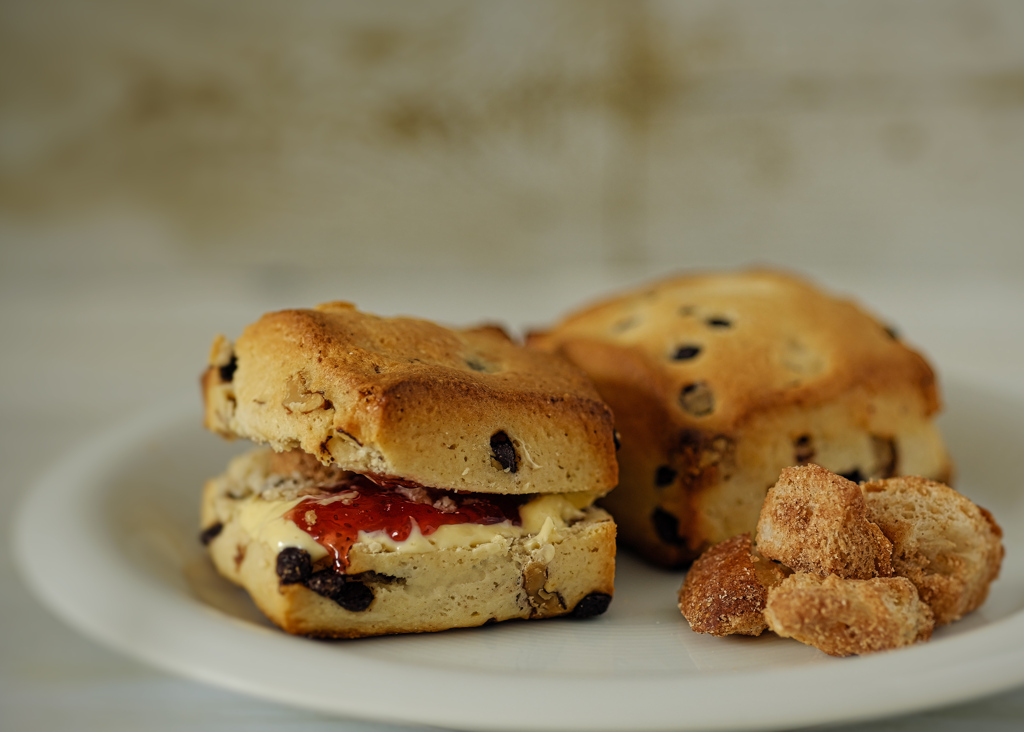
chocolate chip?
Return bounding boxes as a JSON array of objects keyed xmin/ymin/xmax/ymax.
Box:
[
  {"xmin": 218, "ymin": 355, "xmax": 238, "ymax": 382},
  {"xmin": 884, "ymin": 325, "xmax": 900, "ymax": 340},
  {"xmin": 679, "ymin": 382, "xmax": 715, "ymax": 417},
  {"xmin": 839, "ymin": 469, "xmax": 865, "ymax": 483},
  {"xmin": 490, "ymin": 431, "xmax": 518, "ymax": 473},
  {"xmin": 276, "ymin": 547, "xmax": 312, "ymax": 584},
  {"xmin": 655, "ymin": 465, "xmax": 677, "ymax": 487},
  {"xmin": 465, "ymin": 357, "xmax": 488, "ymax": 372},
  {"xmin": 705, "ymin": 317, "xmax": 731, "ymax": 328},
  {"xmin": 570, "ymin": 592, "xmax": 612, "ymax": 619},
  {"xmin": 199, "ymin": 523, "xmax": 223, "ymax": 546},
  {"xmin": 793, "ymin": 434, "xmax": 815, "ymax": 464},
  {"xmin": 651, "ymin": 507, "xmax": 686, "ymax": 546},
  {"xmin": 613, "ymin": 430, "xmax": 621, "ymax": 451},
  {"xmin": 304, "ymin": 570, "xmax": 375, "ymax": 612},
  {"xmin": 671, "ymin": 345, "xmax": 701, "ymax": 361}
]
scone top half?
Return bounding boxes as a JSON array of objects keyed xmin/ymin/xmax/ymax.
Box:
[
  {"xmin": 202, "ymin": 302, "xmax": 618, "ymax": 497},
  {"xmin": 529, "ymin": 269, "xmax": 952, "ymax": 565}
]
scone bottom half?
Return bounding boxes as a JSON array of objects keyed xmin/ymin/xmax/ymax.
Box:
[
  {"xmin": 199, "ymin": 303, "xmax": 619, "ymax": 638},
  {"xmin": 529, "ymin": 269, "xmax": 954, "ymax": 568},
  {"xmin": 200, "ymin": 447, "xmax": 615, "ymax": 638}
]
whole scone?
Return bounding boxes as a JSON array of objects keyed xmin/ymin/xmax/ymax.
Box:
[{"xmin": 529, "ymin": 270, "xmax": 952, "ymax": 567}]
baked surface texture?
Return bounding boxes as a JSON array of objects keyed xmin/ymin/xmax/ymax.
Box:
[
  {"xmin": 203, "ymin": 302, "xmax": 618, "ymax": 496},
  {"xmin": 677, "ymin": 533, "xmax": 788, "ymax": 637},
  {"xmin": 529, "ymin": 269, "xmax": 952, "ymax": 566},
  {"xmin": 677, "ymin": 466, "xmax": 1002, "ymax": 655},
  {"xmin": 756, "ymin": 465, "xmax": 893, "ymax": 579},
  {"xmin": 764, "ymin": 573, "xmax": 935, "ymax": 657},
  {"xmin": 863, "ymin": 475, "xmax": 1004, "ymax": 625},
  {"xmin": 201, "ymin": 449, "xmax": 616, "ymax": 638}
]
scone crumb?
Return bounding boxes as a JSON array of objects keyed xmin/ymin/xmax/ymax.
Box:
[{"xmin": 680, "ymin": 465, "xmax": 1002, "ymax": 657}]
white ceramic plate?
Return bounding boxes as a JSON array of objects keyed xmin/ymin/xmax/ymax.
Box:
[{"xmin": 13, "ymin": 376, "xmax": 1024, "ymax": 732}]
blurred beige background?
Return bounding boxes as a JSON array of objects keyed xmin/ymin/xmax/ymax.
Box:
[
  {"xmin": 3, "ymin": 0, "xmax": 1023, "ymax": 277},
  {"xmin": 4, "ymin": 4, "xmax": 1024, "ymax": 730}
]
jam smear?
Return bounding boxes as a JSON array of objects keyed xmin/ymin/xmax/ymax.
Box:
[{"xmin": 285, "ymin": 475, "xmax": 523, "ymax": 571}]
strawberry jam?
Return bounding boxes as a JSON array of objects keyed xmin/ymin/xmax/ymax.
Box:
[{"xmin": 284, "ymin": 476, "xmax": 523, "ymax": 571}]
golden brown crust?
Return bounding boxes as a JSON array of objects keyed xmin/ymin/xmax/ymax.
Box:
[
  {"xmin": 678, "ymin": 533, "xmax": 788, "ymax": 636},
  {"xmin": 529, "ymin": 269, "xmax": 940, "ymax": 431},
  {"xmin": 862, "ymin": 475, "xmax": 1004, "ymax": 625},
  {"xmin": 764, "ymin": 573, "xmax": 935, "ymax": 657},
  {"xmin": 756, "ymin": 464, "xmax": 893, "ymax": 579},
  {"xmin": 202, "ymin": 302, "xmax": 618, "ymax": 495},
  {"xmin": 529, "ymin": 269, "xmax": 951, "ymax": 565}
]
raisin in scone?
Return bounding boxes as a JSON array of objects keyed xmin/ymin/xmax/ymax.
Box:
[
  {"xmin": 200, "ymin": 302, "xmax": 618, "ymax": 638},
  {"xmin": 529, "ymin": 270, "xmax": 952, "ymax": 567}
]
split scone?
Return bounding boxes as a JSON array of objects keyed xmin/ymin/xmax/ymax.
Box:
[
  {"xmin": 529, "ymin": 269, "xmax": 952, "ymax": 567},
  {"xmin": 199, "ymin": 302, "xmax": 618, "ymax": 638}
]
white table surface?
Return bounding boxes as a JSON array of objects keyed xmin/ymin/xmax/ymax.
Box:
[{"xmin": 3, "ymin": 260, "xmax": 1023, "ymax": 732}]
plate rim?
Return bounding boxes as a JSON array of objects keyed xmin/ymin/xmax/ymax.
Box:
[{"xmin": 13, "ymin": 374, "xmax": 1024, "ymax": 732}]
